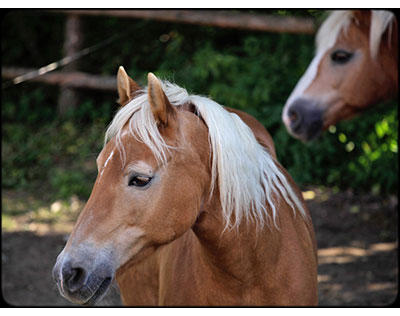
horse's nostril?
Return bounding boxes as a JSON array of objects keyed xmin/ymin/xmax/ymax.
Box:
[
  {"xmin": 288, "ymin": 109, "xmax": 298, "ymax": 122},
  {"xmin": 288, "ymin": 107, "xmax": 302, "ymax": 130},
  {"xmin": 63, "ymin": 265, "xmax": 87, "ymax": 293}
]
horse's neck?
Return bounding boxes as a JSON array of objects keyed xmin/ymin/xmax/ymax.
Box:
[
  {"xmin": 174, "ymin": 178, "xmax": 317, "ymax": 305},
  {"xmin": 192, "ymin": 193, "xmax": 281, "ymax": 283},
  {"xmin": 381, "ymin": 19, "xmax": 398, "ymax": 97},
  {"xmin": 372, "ymin": 46, "xmax": 398, "ymax": 102},
  {"xmin": 389, "ymin": 23, "xmax": 398, "ymax": 94}
]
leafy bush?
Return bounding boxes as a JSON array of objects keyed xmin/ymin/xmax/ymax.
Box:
[{"xmin": 2, "ymin": 10, "xmax": 397, "ymax": 199}]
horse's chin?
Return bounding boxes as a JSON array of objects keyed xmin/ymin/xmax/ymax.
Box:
[
  {"xmin": 82, "ymin": 277, "xmax": 113, "ymax": 306},
  {"xmin": 61, "ymin": 276, "xmax": 113, "ymax": 306},
  {"xmin": 304, "ymin": 128, "xmax": 323, "ymax": 142},
  {"xmin": 286, "ymin": 126, "xmax": 323, "ymax": 143}
]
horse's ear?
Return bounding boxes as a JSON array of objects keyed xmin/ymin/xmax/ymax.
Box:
[
  {"xmin": 147, "ymin": 72, "xmax": 176, "ymax": 126},
  {"xmin": 117, "ymin": 66, "xmax": 141, "ymax": 106}
]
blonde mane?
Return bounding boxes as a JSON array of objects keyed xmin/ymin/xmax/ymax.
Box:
[
  {"xmin": 316, "ymin": 10, "xmax": 396, "ymax": 58},
  {"xmin": 105, "ymin": 80, "xmax": 306, "ymax": 230}
]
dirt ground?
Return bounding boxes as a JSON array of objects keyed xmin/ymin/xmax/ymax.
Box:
[{"xmin": 1, "ymin": 187, "xmax": 398, "ymax": 306}]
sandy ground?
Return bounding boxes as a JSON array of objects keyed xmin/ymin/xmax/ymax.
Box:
[{"xmin": 1, "ymin": 187, "xmax": 398, "ymax": 306}]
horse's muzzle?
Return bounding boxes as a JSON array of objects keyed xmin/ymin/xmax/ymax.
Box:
[
  {"xmin": 284, "ymin": 98, "xmax": 323, "ymax": 142},
  {"xmin": 52, "ymin": 248, "xmax": 114, "ymax": 305}
]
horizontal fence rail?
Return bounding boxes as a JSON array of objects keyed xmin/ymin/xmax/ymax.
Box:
[
  {"xmin": 3, "ymin": 10, "xmax": 316, "ymax": 97},
  {"xmin": 2, "ymin": 67, "xmax": 117, "ymax": 91},
  {"xmin": 53, "ymin": 10, "xmax": 316, "ymax": 34}
]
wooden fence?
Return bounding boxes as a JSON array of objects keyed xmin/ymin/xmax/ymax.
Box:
[{"xmin": 2, "ymin": 10, "xmax": 316, "ymax": 115}]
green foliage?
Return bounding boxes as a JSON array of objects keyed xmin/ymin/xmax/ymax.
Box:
[
  {"xmin": 2, "ymin": 114, "xmax": 105, "ymax": 198},
  {"xmin": 2, "ymin": 10, "xmax": 397, "ymax": 199}
]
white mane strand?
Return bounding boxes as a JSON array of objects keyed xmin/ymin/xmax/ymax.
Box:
[
  {"xmin": 105, "ymin": 80, "xmax": 306, "ymax": 229},
  {"xmin": 370, "ymin": 11, "xmax": 396, "ymax": 58},
  {"xmin": 316, "ymin": 11, "xmax": 353, "ymax": 54},
  {"xmin": 316, "ymin": 10, "xmax": 395, "ymax": 58}
]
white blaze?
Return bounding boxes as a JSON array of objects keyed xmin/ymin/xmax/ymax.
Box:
[{"xmin": 100, "ymin": 150, "xmax": 115, "ymax": 177}]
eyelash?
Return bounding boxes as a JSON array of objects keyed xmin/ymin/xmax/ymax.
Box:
[
  {"xmin": 128, "ymin": 175, "xmax": 152, "ymax": 187},
  {"xmin": 331, "ymin": 49, "xmax": 354, "ymax": 64}
]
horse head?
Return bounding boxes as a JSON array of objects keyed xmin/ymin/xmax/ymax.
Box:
[
  {"xmin": 52, "ymin": 69, "xmax": 211, "ymax": 305},
  {"xmin": 282, "ymin": 10, "xmax": 397, "ymax": 141}
]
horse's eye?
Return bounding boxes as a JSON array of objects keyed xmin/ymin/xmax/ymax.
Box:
[
  {"xmin": 331, "ymin": 50, "xmax": 353, "ymax": 64},
  {"xmin": 128, "ymin": 175, "xmax": 152, "ymax": 187}
]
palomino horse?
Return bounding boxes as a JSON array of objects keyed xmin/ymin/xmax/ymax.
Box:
[
  {"xmin": 282, "ymin": 10, "xmax": 398, "ymax": 141},
  {"xmin": 53, "ymin": 67, "xmax": 318, "ymax": 306}
]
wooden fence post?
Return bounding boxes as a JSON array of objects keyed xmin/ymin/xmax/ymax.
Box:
[{"xmin": 58, "ymin": 14, "xmax": 83, "ymax": 116}]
